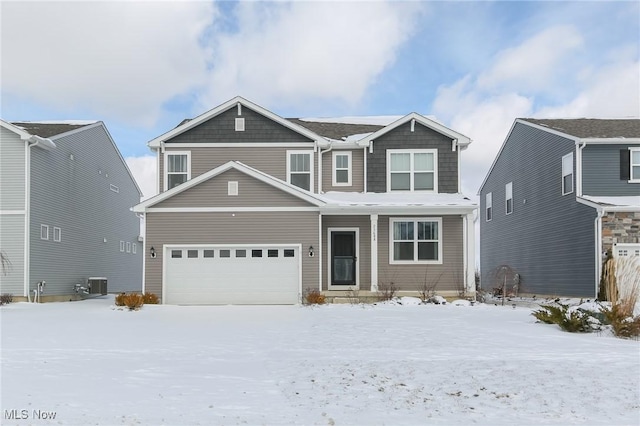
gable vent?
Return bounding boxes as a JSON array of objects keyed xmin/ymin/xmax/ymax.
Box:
[
  {"xmin": 235, "ymin": 118, "xmax": 245, "ymax": 132},
  {"xmin": 228, "ymin": 181, "xmax": 238, "ymax": 196}
]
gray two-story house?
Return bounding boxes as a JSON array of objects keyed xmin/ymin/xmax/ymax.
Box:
[
  {"xmin": 133, "ymin": 96, "xmax": 477, "ymax": 304},
  {"xmin": 0, "ymin": 120, "xmax": 142, "ymax": 301},
  {"xmin": 479, "ymin": 118, "xmax": 640, "ymax": 298}
]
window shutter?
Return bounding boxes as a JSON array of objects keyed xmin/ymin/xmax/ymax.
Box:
[{"xmin": 620, "ymin": 150, "xmax": 630, "ymax": 180}]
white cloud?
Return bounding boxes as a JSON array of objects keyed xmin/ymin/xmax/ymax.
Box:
[
  {"xmin": 1, "ymin": 1, "xmax": 215, "ymax": 126},
  {"xmin": 125, "ymin": 155, "xmax": 157, "ymax": 201},
  {"xmin": 432, "ymin": 25, "xmax": 639, "ymax": 196},
  {"xmin": 200, "ymin": 1, "xmax": 422, "ymax": 110}
]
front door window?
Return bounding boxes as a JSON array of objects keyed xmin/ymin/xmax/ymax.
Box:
[{"xmin": 331, "ymin": 231, "xmax": 356, "ymax": 285}]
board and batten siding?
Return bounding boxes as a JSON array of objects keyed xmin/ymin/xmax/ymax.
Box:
[
  {"xmin": 366, "ymin": 121, "xmax": 459, "ymax": 193},
  {"xmin": 321, "ymin": 149, "xmax": 365, "ymax": 192},
  {"xmin": 168, "ymin": 106, "xmax": 315, "ymax": 145},
  {"xmin": 144, "ymin": 211, "xmax": 320, "ymax": 300},
  {"xmin": 160, "ymin": 146, "xmax": 317, "ymax": 194},
  {"xmin": 322, "ymin": 215, "xmax": 371, "ymax": 290},
  {"xmin": 154, "ymin": 169, "xmax": 314, "ymax": 209},
  {"xmin": 0, "ymin": 127, "xmax": 27, "ymax": 295},
  {"xmin": 480, "ymin": 122, "xmax": 598, "ymax": 297},
  {"xmin": 377, "ymin": 215, "xmax": 463, "ymax": 291},
  {"xmin": 582, "ymin": 144, "xmax": 640, "ymax": 196},
  {"xmin": 29, "ymin": 124, "xmax": 142, "ymax": 295}
]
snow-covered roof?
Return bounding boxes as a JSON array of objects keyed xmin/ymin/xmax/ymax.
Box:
[
  {"xmin": 320, "ymin": 191, "xmax": 477, "ymax": 214},
  {"xmin": 579, "ymin": 195, "xmax": 640, "ymax": 212},
  {"xmin": 12, "ymin": 121, "xmax": 98, "ymax": 138}
]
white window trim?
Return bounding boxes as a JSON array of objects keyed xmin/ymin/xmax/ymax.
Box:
[
  {"xmin": 386, "ymin": 149, "xmax": 438, "ymax": 192},
  {"xmin": 486, "ymin": 192, "xmax": 492, "ymax": 222},
  {"xmin": 163, "ymin": 151, "xmax": 191, "ymax": 192},
  {"xmin": 120, "ymin": 241, "xmax": 125, "ymax": 252},
  {"xmin": 332, "ymin": 151, "xmax": 352, "ymax": 187},
  {"xmin": 630, "ymin": 147, "xmax": 640, "ymax": 183},
  {"xmin": 110, "ymin": 184, "xmax": 119, "ymax": 193},
  {"xmin": 389, "ymin": 217, "xmax": 443, "ymax": 265},
  {"xmin": 562, "ymin": 152, "xmax": 574, "ymax": 194},
  {"xmin": 126, "ymin": 242, "xmax": 131, "ymax": 253},
  {"xmin": 505, "ymin": 182, "xmax": 513, "ymax": 215},
  {"xmin": 286, "ymin": 150, "xmax": 314, "ymax": 192},
  {"xmin": 132, "ymin": 243, "xmax": 137, "ymax": 254},
  {"xmin": 40, "ymin": 224, "xmax": 49, "ymax": 240},
  {"xmin": 53, "ymin": 226, "xmax": 61, "ymax": 242}
]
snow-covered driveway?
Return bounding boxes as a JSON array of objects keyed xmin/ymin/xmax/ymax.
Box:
[{"xmin": 1, "ymin": 297, "xmax": 638, "ymax": 425}]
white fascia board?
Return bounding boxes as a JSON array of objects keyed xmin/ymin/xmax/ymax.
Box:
[
  {"xmin": 1, "ymin": 119, "xmax": 33, "ymax": 139},
  {"xmin": 163, "ymin": 142, "xmax": 316, "ymax": 148},
  {"xmin": 133, "ymin": 161, "xmax": 326, "ymax": 212},
  {"xmin": 147, "ymin": 96, "xmax": 324, "ymax": 148},
  {"xmin": 580, "ymin": 138, "xmax": 640, "ymax": 145},
  {"xmin": 575, "ymin": 197, "xmax": 640, "ymax": 212},
  {"xmin": 320, "ymin": 205, "xmax": 477, "ymax": 216},
  {"xmin": 358, "ymin": 112, "xmax": 471, "ymax": 147},
  {"xmin": 146, "ymin": 207, "xmax": 319, "ymax": 213}
]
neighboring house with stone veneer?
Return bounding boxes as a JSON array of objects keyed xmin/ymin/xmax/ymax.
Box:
[
  {"xmin": 479, "ymin": 118, "xmax": 640, "ymax": 298},
  {"xmin": 133, "ymin": 96, "xmax": 477, "ymax": 305}
]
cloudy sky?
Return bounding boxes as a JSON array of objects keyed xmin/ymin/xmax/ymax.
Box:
[{"xmin": 2, "ymin": 1, "xmax": 639, "ymax": 199}]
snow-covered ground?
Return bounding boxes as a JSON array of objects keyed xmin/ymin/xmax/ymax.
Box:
[{"xmin": 1, "ymin": 297, "xmax": 638, "ymax": 425}]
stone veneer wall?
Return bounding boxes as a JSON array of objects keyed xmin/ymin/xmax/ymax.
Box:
[{"xmin": 602, "ymin": 211, "xmax": 640, "ymax": 254}]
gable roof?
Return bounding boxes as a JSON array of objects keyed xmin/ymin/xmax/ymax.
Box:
[
  {"xmin": 133, "ymin": 161, "xmax": 326, "ymax": 212},
  {"xmin": 1, "ymin": 119, "xmax": 57, "ymax": 150},
  {"xmin": 287, "ymin": 119, "xmax": 384, "ymax": 141},
  {"xmin": 358, "ymin": 112, "xmax": 471, "ymax": 148},
  {"xmin": 478, "ymin": 118, "xmax": 640, "ymax": 194},
  {"xmin": 148, "ymin": 96, "xmax": 326, "ymax": 148},
  {"xmin": 11, "ymin": 121, "xmax": 97, "ymax": 138},
  {"xmin": 520, "ymin": 118, "xmax": 640, "ymax": 139}
]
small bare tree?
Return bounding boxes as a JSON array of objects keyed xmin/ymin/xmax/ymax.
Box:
[{"xmin": 418, "ymin": 269, "xmax": 443, "ymax": 303}]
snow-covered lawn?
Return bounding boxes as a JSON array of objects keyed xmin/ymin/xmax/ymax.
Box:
[{"xmin": 1, "ymin": 297, "xmax": 639, "ymax": 425}]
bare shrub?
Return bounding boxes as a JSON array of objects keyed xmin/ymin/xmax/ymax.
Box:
[
  {"xmin": 345, "ymin": 288, "xmax": 360, "ymax": 305},
  {"xmin": 418, "ymin": 270, "xmax": 442, "ymax": 303},
  {"xmin": 0, "ymin": 251, "xmax": 11, "ymax": 276},
  {"xmin": 377, "ymin": 282, "xmax": 397, "ymax": 302},
  {"xmin": 304, "ymin": 289, "xmax": 326, "ymax": 305},
  {"xmin": 0, "ymin": 293, "xmax": 13, "ymax": 305}
]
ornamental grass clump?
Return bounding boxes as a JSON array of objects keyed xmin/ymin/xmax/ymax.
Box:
[
  {"xmin": 304, "ymin": 289, "xmax": 326, "ymax": 305},
  {"xmin": 142, "ymin": 292, "xmax": 159, "ymax": 304},
  {"xmin": 115, "ymin": 292, "xmax": 144, "ymax": 311},
  {"xmin": 600, "ymin": 256, "xmax": 640, "ymax": 339}
]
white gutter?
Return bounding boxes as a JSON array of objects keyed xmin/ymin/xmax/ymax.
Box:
[
  {"xmin": 594, "ymin": 209, "xmax": 605, "ymax": 298},
  {"xmin": 318, "ymin": 142, "xmax": 333, "ymax": 193},
  {"xmin": 26, "ymin": 135, "xmax": 56, "ymax": 150},
  {"xmin": 575, "ymin": 141, "xmax": 586, "ymax": 197}
]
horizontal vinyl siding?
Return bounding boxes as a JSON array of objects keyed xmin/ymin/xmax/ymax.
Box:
[
  {"xmin": 29, "ymin": 125, "xmax": 142, "ymax": 295},
  {"xmin": 367, "ymin": 122, "xmax": 458, "ymax": 193},
  {"xmin": 378, "ymin": 215, "xmax": 463, "ymax": 292},
  {"xmin": 0, "ymin": 127, "xmax": 26, "ymax": 210},
  {"xmin": 321, "ymin": 149, "xmax": 365, "ymax": 192},
  {"xmin": 480, "ymin": 123, "xmax": 597, "ymax": 297},
  {"xmin": 145, "ymin": 211, "xmax": 319, "ymax": 300},
  {"xmin": 322, "ymin": 215, "xmax": 371, "ymax": 290},
  {"xmin": 154, "ymin": 169, "xmax": 314, "ymax": 208},
  {"xmin": 161, "ymin": 147, "xmax": 318, "ymax": 193},
  {"xmin": 582, "ymin": 144, "xmax": 640, "ymax": 196},
  {"xmin": 0, "ymin": 215, "xmax": 25, "ymax": 295}
]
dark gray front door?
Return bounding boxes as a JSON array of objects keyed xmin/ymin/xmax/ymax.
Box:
[{"xmin": 331, "ymin": 231, "xmax": 356, "ymax": 285}]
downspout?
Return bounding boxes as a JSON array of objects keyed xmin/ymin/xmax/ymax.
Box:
[
  {"xmin": 594, "ymin": 208, "xmax": 605, "ymax": 298},
  {"xmin": 318, "ymin": 142, "xmax": 333, "ymax": 194}
]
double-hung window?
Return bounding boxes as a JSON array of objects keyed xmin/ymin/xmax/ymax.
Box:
[
  {"xmin": 287, "ymin": 150, "xmax": 313, "ymax": 191},
  {"xmin": 562, "ymin": 152, "xmax": 574, "ymax": 194},
  {"xmin": 630, "ymin": 148, "xmax": 640, "ymax": 182},
  {"xmin": 486, "ymin": 192, "xmax": 492, "ymax": 221},
  {"xmin": 332, "ymin": 151, "xmax": 352, "ymax": 186},
  {"xmin": 165, "ymin": 151, "xmax": 190, "ymax": 191},
  {"xmin": 387, "ymin": 149, "xmax": 437, "ymax": 191},
  {"xmin": 390, "ymin": 218, "xmax": 442, "ymax": 264},
  {"xmin": 505, "ymin": 182, "xmax": 513, "ymax": 215}
]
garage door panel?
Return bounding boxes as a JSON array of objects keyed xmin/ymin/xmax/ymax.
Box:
[{"xmin": 164, "ymin": 245, "xmax": 300, "ymax": 305}]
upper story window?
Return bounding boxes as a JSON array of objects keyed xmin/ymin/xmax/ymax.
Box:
[
  {"xmin": 486, "ymin": 192, "xmax": 492, "ymax": 222},
  {"xmin": 40, "ymin": 224, "xmax": 49, "ymax": 240},
  {"xmin": 287, "ymin": 150, "xmax": 313, "ymax": 191},
  {"xmin": 505, "ymin": 182, "xmax": 513, "ymax": 215},
  {"xmin": 562, "ymin": 152, "xmax": 574, "ymax": 194},
  {"xmin": 630, "ymin": 148, "xmax": 640, "ymax": 182},
  {"xmin": 332, "ymin": 151, "xmax": 352, "ymax": 186},
  {"xmin": 387, "ymin": 149, "xmax": 437, "ymax": 192},
  {"xmin": 390, "ymin": 218, "xmax": 442, "ymax": 264},
  {"xmin": 165, "ymin": 151, "xmax": 191, "ymax": 191}
]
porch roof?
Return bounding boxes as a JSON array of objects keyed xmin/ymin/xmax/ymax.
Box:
[
  {"xmin": 320, "ymin": 192, "xmax": 477, "ymax": 215},
  {"xmin": 579, "ymin": 195, "xmax": 640, "ymax": 212}
]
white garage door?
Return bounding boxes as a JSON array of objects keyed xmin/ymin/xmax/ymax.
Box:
[{"xmin": 164, "ymin": 245, "xmax": 300, "ymax": 305}]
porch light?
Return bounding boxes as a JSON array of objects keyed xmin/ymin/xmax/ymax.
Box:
[
  {"xmin": 308, "ymin": 245, "xmax": 314, "ymax": 257},
  {"xmin": 150, "ymin": 246, "xmax": 156, "ymax": 258}
]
